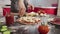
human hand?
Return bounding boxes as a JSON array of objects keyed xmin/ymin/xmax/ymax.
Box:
[
  {"xmin": 27, "ymin": 4, "xmax": 34, "ymax": 10},
  {"xmin": 18, "ymin": 6, "xmax": 26, "ymax": 17}
]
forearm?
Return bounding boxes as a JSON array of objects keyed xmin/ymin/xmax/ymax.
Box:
[
  {"xmin": 18, "ymin": 0, "xmax": 25, "ymax": 8},
  {"xmin": 18, "ymin": 0, "xmax": 26, "ymax": 16}
]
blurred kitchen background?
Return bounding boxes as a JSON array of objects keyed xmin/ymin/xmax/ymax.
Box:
[{"xmin": 0, "ymin": 0, "xmax": 60, "ymax": 17}]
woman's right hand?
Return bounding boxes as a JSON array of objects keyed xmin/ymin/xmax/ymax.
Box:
[{"xmin": 18, "ymin": 0, "xmax": 26, "ymax": 17}]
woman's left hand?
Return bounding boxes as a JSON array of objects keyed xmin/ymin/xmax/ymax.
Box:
[{"xmin": 27, "ymin": 4, "xmax": 34, "ymax": 10}]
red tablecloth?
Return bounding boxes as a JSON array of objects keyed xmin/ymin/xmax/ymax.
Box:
[
  {"xmin": 3, "ymin": 7, "xmax": 57, "ymax": 16},
  {"xmin": 34, "ymin": 7, "xmax": 57, "ymax": 15}
]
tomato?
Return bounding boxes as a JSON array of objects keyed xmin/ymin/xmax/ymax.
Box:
[
  {"xmin": 38, "ymin": 25, "xmax": 49, "ymax": 34},
  {"xmin": 37, "ymin": 10, "xmax": 46, "ymax": 15}
]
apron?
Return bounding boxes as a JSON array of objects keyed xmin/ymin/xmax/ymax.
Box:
[{"xmin": 11, "ymin": 0, "xmax": 28, "ymax": 13}]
